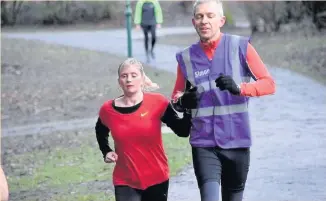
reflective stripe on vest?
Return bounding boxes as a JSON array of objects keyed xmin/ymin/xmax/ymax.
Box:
[
  {"xmin": 191, "ymin": 102, "xmax": 248, "ymax": 118},
  {"xmin": 231, "ymin": 35, "xmax": 242, "ymax": 85},
  {"xmin": 181, "ymin": 36, "xmax": 250, "ymax": 118}
]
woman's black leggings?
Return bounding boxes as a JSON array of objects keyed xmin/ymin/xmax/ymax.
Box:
[
  {"xmin": 192, "ymin": 147, "xmax": 250, "ymax": 201},
  {"xmin": 115, "ymin": 180, "xmax": 169, "ymax": 201},
  {"xmin": 141, "ymin": 25, "xmax": 156, "ymax": 53}
]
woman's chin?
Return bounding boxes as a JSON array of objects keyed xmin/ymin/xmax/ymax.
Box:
[{"xmin": 123, "ymin": 88, "xmax": 139, "ymax": 95}]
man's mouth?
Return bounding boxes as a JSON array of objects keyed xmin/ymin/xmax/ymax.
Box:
[{"xmin": 200, "ymin": 27, "xmax": 209, "ymax": 31}]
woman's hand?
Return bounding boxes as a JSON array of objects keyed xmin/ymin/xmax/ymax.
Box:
[{"xmin": 104, "ymin": 151, "xmax": 118, "ymax": 163}]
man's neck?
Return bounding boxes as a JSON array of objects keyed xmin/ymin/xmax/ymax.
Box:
[{"xmin": 200, "ymin": 31, "xmax": 222, "ymax": 44}]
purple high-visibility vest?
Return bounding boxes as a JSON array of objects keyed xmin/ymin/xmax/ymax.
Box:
[{"xmin": 176, "ymin": 34, "xmax": 253, "ymax": 148}]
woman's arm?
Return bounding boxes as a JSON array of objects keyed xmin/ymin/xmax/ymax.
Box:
[
  {"xmin": 95, "ymin": 118, "xmax": 113, "ymax": 158},
  {"xmin": 161, "ymin": 103, "xmax": 192, "ymax": 137}
]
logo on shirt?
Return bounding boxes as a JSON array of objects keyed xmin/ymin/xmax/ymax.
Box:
[
  {"xmin": 141, "ymin": 112, "xmax": 148, "ymax": 117},
  {"xmin": 194, "ymin": 69, "xmax": 210, "ymax": 78}
]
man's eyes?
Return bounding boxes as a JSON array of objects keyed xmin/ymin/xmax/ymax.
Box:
[
  {"xmin": 195, "ymin": 14, "xmax": 215, "ymax": 19},
  {"xmin": 195, "ymin": 14, "xmax": 202, "ymax": 19}
]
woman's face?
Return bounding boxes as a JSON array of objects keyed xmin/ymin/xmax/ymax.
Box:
[{"xmin": 118, "ymin": 64, "xmax": 144, "ymax": 95}]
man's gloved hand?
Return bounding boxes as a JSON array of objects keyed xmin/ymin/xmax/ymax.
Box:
[
  {"xmin": 215, "ymin": 74, "xmax": 240, "ymax": 95},
  {"xmin": 173, "ymin": 86, "xmax": 198, "ymax": 110},
  {"xmin": 180, "ymin": 86, "xmax": 198, "ymax": 109}
]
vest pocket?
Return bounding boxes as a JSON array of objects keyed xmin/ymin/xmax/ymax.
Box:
[{"xmin": 191, "ymin": 117, "xmax": 213, "ymax": 139}]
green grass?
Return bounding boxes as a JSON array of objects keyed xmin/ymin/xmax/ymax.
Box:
[
  {"xmin": 6, "ymin": 133, "xmax": 191, "ymax": 200},
  {"xmin": 224, "ymin": 9, "xmax": 234, "ymax": 26},
  {"xmin": 8, "ymin": 145, "xmax": 113, "ymax": 192},
  {"xmin": 165, "ymin": 135, "xmax": 192, "ymax": 176},
  {"xmin": 49, "ymin": 193, "xmax": 115, "ymax": 201}
]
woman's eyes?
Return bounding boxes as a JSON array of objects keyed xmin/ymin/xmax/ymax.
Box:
[{"xmin": 121, "ymin": 74, "xmax": 138, "ymax": 78}]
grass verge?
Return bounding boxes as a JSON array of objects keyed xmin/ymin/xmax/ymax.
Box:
[{"xmin": 3, "ymin": 130, "xmax": 191, "ymax": 200}]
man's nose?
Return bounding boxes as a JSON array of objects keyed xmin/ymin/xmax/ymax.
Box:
[{"xmin": 202, "ymin": 15, "xmax": 208, "ymax": 23}]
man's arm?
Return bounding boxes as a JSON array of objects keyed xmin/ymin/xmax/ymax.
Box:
[
  {"xmin": 240, "ymin": 43, "xmax": 276, "ymax": 97},
  {"xmin": 171, "ymin": 64, "xmax": 186, "ymax": 101},
  {"xmin": 171, "ymin": 64, "xmax": 198, "ymax": 111}
]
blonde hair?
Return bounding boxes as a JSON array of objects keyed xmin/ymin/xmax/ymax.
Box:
[
  {"xmin": 193, "ymin": 0, "xmax": 224, "ymax": 16},
  {"xmin": 118, "ymin": 58, "xmax": 159, "ymax": 91}
]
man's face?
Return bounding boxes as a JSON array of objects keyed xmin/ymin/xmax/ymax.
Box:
[{"xmin": 192, "ymin": 1, "xmax": 226, "ymax": 42}]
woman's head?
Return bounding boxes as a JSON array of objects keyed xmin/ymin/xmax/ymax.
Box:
[{"xmin": 117, "ymin": 58, "xmax": 159, "ymax": 95}]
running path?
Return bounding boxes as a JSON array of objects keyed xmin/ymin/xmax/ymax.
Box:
[
  {"xmin": 3, "ymin": 28, "xmax": 326, "ymax": 201},
  {"xmin": 3, "ymin": 27, "xmax": 196, "ymax": 74},
  {"xmin": 168, "ymin": 67, "xmax": 326, "ymax": 201}
]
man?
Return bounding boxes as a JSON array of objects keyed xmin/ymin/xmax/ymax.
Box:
[
  {"xmin": 171, "ymin": 0, "xmax": 276, "ymax": 201},
  {"xmin": 134, "ymin": 0, "xmax": 163, "ymax": 63}
]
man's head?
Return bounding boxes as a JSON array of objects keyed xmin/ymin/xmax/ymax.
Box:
[{"xmin": 192, "ymin": 0, "xmax": 226, "ymax": 42}]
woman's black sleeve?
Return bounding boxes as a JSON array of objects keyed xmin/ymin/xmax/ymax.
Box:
[
  {"xmin": 95, "ymin": 117, "xmax": 113, "ymax": 158},
  {"xmin": 161, "ymin": 102, "xmax": 192, "ymax": 137}
]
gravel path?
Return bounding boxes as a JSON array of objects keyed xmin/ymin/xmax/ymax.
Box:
[{"xmin": 2, "ymin": 27, "xmax": 326, "ymax": 201}]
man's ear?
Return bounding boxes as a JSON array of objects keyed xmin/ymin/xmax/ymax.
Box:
[
  {"xmin": 219, "ymin": 16, "xmax": 226, "ymax": 28},
  {"xmin": 192, "ymin": 18, "xmax": 195, "ymax": 27}
]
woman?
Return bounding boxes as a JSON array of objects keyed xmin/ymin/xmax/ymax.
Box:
[{"xmin": 95, "ymin": 58, "xmax": 191, "ymax": 201}]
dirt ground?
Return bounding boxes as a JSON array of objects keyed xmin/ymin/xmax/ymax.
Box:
[
  {"xmin": 2, "ymin": 25, "xmax": 326, "ymax": 200},
  {"xmin": 1, "ymin": 38, "xmax": 176, "ymax": 129},
  {"xmin": 2, "ymin": 0, "xmax": 326, "ymax": 198},
  {"xmin": 0, "ymin": 37, "xmax": 183, "ymax": 200}
]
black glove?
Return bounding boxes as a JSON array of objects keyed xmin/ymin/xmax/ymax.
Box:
[
  {"xmin": 215, "ymin": 74, "xmax": 240, "ymax": 95},
  {"xmin": 177, "ymin": 86, "xmax": 198, "ymax": 109}
]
